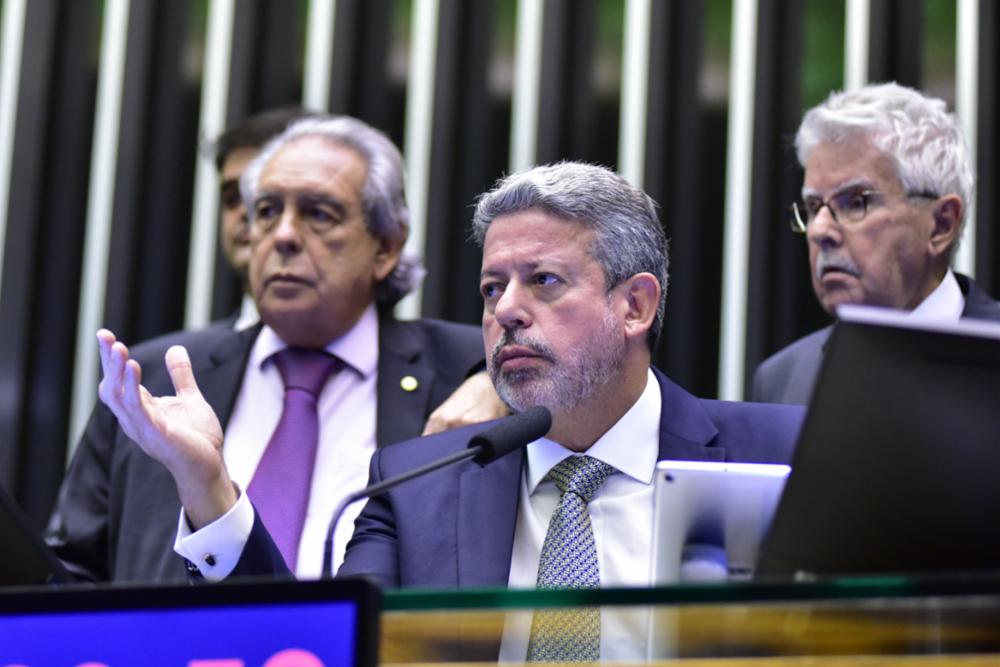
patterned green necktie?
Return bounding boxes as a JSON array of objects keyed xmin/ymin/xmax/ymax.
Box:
[{"xmin": 527, "ymin": 455, "xmax": 617, "ymax": 662}]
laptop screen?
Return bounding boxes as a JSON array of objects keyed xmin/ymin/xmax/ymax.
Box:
[
  {"xmin": 0, "ymin": 484, "xmax": 72, "ymax": 587},
  {"xmin": 0, "ymin": 578, "xmax": 380, "ymax": 667},
  {"xmin": 757, "ymin": 305, "xmax": 1000, "ymax": 578}
]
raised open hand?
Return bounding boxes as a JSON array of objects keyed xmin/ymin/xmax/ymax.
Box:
[{"xmin": 96, "ymin": 329, "xmax": 237, "ymax": 529}]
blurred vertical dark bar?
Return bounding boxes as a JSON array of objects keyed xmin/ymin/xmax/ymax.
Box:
[
  {"xmin": 643, "ymin": 0, "xmax": 720, "ymax": 395},
  {"xmin": 102, "ymin": 1, "xmax": 201, "ymax": 344},
  {"xmin": 327, "ymin": 0, "xmax": 404, "ymax": 144},
  {"xmin": 210, "ymin": 0, "xmax": 308, "ymax": 320},
  {"xmin": 743, "ymin": 0, "xmax": 818, "ymax": 394},
  {"xmin": 252, "ymin": 0, "xmax": 307, "ymax": 109},
  {"xmin": 536, "ymin": 0, "xmax": 613, "ymax": 165},
  {"xmin": 0, "ymin": 0, "xmax": 101, "ymax": 527},
  {"xmin": 975, "ymin": 0, "xmax": 997, "ymax": 294},
  {"xmin": 868, "ymin": 0, "xmax": 924, "ymax": 86},
  {"xmin": 421, "ymin": 0, "xmax": 507, "ymax": 324}
]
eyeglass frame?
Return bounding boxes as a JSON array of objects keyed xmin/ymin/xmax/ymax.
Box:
[{"xmin": 789, "ymin": 189, "xmax": 939, "ymax": 234}]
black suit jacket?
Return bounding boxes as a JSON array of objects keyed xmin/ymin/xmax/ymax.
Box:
[
  {"xmin": 236, "ymin": 369, "xmax": 805, "ymax": 588},
  {"xmin": 751, "ymin": 273, "xmax": 1000, "ymax": 405},
  {"xmin": 46, "ymin": 315, "xmax": 483, "ymax": 583}
]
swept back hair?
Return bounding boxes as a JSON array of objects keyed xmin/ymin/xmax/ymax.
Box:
[{"xmin": 471, "ymin": 161, "xmax": 669, "ymax": 351}]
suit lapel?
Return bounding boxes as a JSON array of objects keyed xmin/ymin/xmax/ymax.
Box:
[
  {"xmin": 957, "ymin": 273, "xmax": 1000, "ymax": 321},
  {"xmin": 375, "ymin": 317, "xmax": 435, "ymax": 447},
  {"xmin": 653, "ymin": 368, "xmax": 726, "ymax": 462},
  {"xmin": 196, "ymin": 325, "xmax": 260, "ymax": 428},
  {"xmin": 457, "ymin": 447, "xmax": 524, "ymax": 587}
]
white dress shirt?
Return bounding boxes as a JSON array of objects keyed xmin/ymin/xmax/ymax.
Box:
[
  {"xmin": 175, "ymin": 304, "xmax": 380, "ymax": 580},
  {"xmin": 500, "ymin": 369, "xmax": 662, "ymax": 661},
  {"xmin": 908, "ymin": 269, "xmax": 964, "ymax": 321}
]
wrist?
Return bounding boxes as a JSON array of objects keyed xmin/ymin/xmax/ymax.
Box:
[{"xmin": 177, "ymin": 473, "xmax": 240, "ymax": 531}]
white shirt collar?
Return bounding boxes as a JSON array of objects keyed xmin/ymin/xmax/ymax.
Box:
[
  {"xmin": 524, "ymin": 368, "xmax": 662, "ymax": 493},
  {"xmin": 232, "ymin": 294, "xmax": 260, "ymax": 331},
  {"xmin": 250, "ymin": 303, "xmax": 379, "ymax": 378},
  {"xmin": 908, "ymin": 269, "xmax": 964, "ymax": 322}
]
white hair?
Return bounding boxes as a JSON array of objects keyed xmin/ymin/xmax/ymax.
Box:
[{"xmin": 796, "ymin": 82, "xmax": 974, "ymax": 259}]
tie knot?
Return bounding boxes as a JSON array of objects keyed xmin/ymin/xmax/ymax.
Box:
[
  {"xmin": 548, "ymin": 455, "xmax": 616, "ymax": 502},
  {"xmin": 272, "ymin": 348, "xmax": 341, "ymax": 397}
]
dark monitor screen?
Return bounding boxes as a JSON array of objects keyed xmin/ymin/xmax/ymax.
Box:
[
  {"xmin": 0, "ymin": 577, "xmax": 380, "ymax": 667},
  {"xmin": 0, "ymin": 483, "xmax": 72, "ymax": 587},
  {"xmin": 757, "ymin": 305, "xmax": 1000, "ymax": 579}
]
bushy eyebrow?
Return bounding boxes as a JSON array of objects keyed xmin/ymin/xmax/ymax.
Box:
[
  {"xmin": 254, "ymin": 191, "xmax": 348, "ymax": 218},
  {"xmin": 801, "ymin": 177, "xmax": 874, "ymax": 199},
  {"xmin": 480, "ymin": 257, "xmax": 547, "ymax": 280},
  {"xmin": 297, "ymin": 193, "xmax": 347, "ymax": 218}
]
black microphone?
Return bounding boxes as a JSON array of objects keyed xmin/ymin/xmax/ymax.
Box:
[{"xmin": 320, "ymin": 406, "xmax": 552, "ymax": 577}]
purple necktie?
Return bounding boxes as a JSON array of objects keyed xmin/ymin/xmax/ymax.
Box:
[{"xmin": 247, "ymin": 347, "xmax": 341, "ymax": 570}]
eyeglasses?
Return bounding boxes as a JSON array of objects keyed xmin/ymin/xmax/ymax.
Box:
[{"xmin": 789, "ymin": 190, "xmax": 938, "ymax": 233}]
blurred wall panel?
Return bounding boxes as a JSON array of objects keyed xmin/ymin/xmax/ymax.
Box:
[
  {"xmin": 0, "ymin": 0, "xmax": 101, "ymax": 527},
  {"xmin": 643, "ymin": 0, "xmax": 722, "ymax": 396},
  {"xmin": 976, "ymin": 0, "xmax": 997, "ymax": 296},
  {"xmin": 421, "ymin": 0, "xmax": 512, "ymax": 324},
  {"xmin": 0, "ymin": 0, "xmax": 992, "ymax": 529}
]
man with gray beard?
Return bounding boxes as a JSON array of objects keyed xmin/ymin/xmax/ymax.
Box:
[
  {"xmin": 96, "ymin": 162, "xmax": 803, "ymax": 657},
  {"xmin": 751, "ymin": 83, "xmax": 1000, "ymax": 405}
]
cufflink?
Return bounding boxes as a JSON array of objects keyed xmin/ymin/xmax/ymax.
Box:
[
  {"xmin": 184, "ymin": 559, "xmax": 204, "ymax": 580},
  {"xmin": 203, "ymin": 553, "xmax": 217, "ymax": 567}
]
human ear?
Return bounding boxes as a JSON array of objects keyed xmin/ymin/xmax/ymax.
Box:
[
  {"xmin": 619, "ymin": 273, "xmax": 661, "ymax": 341},
  {"xmin": 373, "ymin": 231, "xmax": 406, "ymax": 282},
  {"xmin": 928, "ymin": 195, "xmax": 963, "ymax": 260}
]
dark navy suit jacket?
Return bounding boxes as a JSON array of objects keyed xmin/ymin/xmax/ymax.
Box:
[
  {"xmin": 47, "ymin": 315, "xmax": 483, "ymax": 583},
  {"xmin": 236, "ymin": 368, "xmax": 805, "ymax": 588}
]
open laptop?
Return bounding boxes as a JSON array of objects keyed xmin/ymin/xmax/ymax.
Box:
[
  {"xmin": 0, "ymin": 577, "xmax": 381, "ymax": 666},
  {"xmin": 0, "ymin": 483, "xmax": 72, "ymax": 586},
  {"xmin": 756, "ymin": 304, "xmax": 1000, "ymax": 579}
]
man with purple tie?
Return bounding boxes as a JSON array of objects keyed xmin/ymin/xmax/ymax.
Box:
[{"xmin": 47, "ymin": 115, "xmax": 501, "ymax": 582}]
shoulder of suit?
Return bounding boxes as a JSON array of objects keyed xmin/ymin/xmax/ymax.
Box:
[
  {"xmin": 375, "ymin": 418, "xmax": 501, "ymax": 467},
  {"xmin": 757, "ymin": 325, "xmax": 832, "ymax": 372},
  {"xmin": 396, "ymin": 316, "xmax": 480, "ymax": 340},
  {"xmin": 384, "ymin": 316, "xmax": 483, "ymax": 357}
]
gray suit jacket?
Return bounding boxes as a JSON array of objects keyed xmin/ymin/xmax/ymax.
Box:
[
  {"xmin": 46, "ymin": 315, "xmax": 483, "ymax": 583},
  {"xmin": 751, "ymin": 273, "xmax": 1000, "ymax": 405}
]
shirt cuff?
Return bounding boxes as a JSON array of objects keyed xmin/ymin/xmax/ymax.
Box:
[{"xmin": 173, "ymin": 491, "xmax": 255, "ymax": 582}]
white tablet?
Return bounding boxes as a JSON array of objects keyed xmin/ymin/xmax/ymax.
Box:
[{"xmin": 650, "ymin": 460, "xmax": 790, "ymax": 583}]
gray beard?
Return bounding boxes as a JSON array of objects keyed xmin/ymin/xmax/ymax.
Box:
[{"xmin": 489, "ymin": 309, "xmax": 626, "ymax": 414}]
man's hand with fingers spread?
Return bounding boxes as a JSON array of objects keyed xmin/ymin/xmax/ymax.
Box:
[{"xmin": 96, "ymin": 329, "xmax": 237, "ymax": 529}]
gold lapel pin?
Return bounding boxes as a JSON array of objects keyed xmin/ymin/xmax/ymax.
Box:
[{"xmin": 400, "ymin": 375, "xmax": 419, "ymax": 392}]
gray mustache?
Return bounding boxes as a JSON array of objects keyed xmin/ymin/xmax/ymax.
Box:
[
  {"xmin": 814, "ymin": 252, "xmax": 861, "ymax": 280},
  {"xmin": 489, "ymin": 331, "xmax": 554, "ymax": 369}
]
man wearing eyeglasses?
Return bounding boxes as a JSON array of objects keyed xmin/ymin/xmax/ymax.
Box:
[{"xmin": 751, "ymin": 82, "xmax": 1000, "ymax": 405}]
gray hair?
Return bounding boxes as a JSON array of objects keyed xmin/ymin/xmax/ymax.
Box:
[
  {"xmin": 241, "ymin": 115, "xmax": 423, "ymax": 309},
  {"xmin": 796, "ymin": 82, "xmax": 974, "ymax": 260},
  {"xmin": 471, "ymin": 161, "xmax": 669, "ymax": 350}
]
